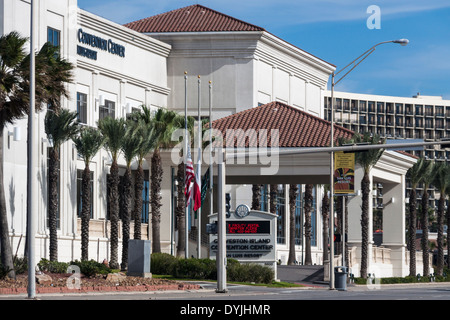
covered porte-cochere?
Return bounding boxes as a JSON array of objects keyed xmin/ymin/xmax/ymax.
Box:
[{"xmin": 209, "ymin": 101, "xmax": 418, "ymax": 279}]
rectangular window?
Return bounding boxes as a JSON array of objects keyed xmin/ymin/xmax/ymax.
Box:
[
  {"xmin": 77, "ymin": 92, "xmax": 88, "ymax": 124},
  {"xmin": 47, "ymin": 27, "xmax": 61, "ymax": 50},
  {"xmin": 141, "ymin": 180, "xmax": 150, "ymax": 223},
  {"xmin": 77, "ymin": 170, "xmax": 94, "ymax": 219},
  {"xmin": 99, "ymin": 99, "xmax": 115, "ymax": 120},
  {"xmin": 276, "ymin": 185, "xmax": 286, "ymax": 245}
]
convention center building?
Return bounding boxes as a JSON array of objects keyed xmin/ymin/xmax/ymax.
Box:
[{"xmin": 1, "ymin": 0, "xmax": 423, "ymax": 277}]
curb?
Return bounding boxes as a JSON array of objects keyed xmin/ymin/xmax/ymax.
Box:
[{"xmin": 0, "ymin": 283, "xmax": 201, "ymax": 295}]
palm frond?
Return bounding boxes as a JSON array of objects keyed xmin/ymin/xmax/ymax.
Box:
[
  {"xmin": 44, "ymin": 108, "xmax": 79, "ymax": 149},
  {"xmin": 98, "ymin": 117, "xmax": 126, "ymax": 161},
  {"xmin": 72, "ymin": 126, "xmax": 104, "ymax": 166}
]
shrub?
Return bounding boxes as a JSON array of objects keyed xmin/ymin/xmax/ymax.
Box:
[
  {"xmin": 227, "ymin": 263, "xmax": 274, "ymax": 284},
  {"xmin": 13, "ymin": 257, "xmax": 28, "ymax": 275},
  {"xmin": 70, "ymin": 259, "xmax": 112, "ymax": 277},
  {"xmin": 38, "ymin": 258, "xmax": 70, "ymax": 274},
  {"xmin": 150, "ymin": 253, "xmax": 178, "ymax": 275},
  {"xmin": 173, "ymin": 258, "xmax": 216, "ymax": 280}
]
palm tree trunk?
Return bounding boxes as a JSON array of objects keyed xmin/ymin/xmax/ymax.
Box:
[
  {"xmin": 269, "ymin": 184, "xmax": 277, "ymax": 214},
  {"xmin": 176, "ymin": 162, "xmax": 186, "ymax": 257},
  {"xmin": 251, "ymin": 185, "xmax": 262, "ymax": 211},
  {"xmin": 408, "ymin": 188, "xmax": 417, "ymax": 276},
  {"xmin": 304, "ymin": 184, "xmax": 313, "ymax": 265},
  {"xmin": 120, "ymin": 168, "xmax": 132, "ymax": 271},
  {"xmin": 81, "ymin": 166, "xmax": 91, "ymax": 261},
  {"xmin": 0, "ymin": 131, "xmax": 15, "ymax": 279},
  {"xmin": 109, "ymin": 161, "xmax": 120, "ymax": 270},
  {"xmin": 436, "ymin": 195, "xmax": 445, "ymax": 276},
  {"xmin": 360, "ymin": 173, "xmax": 370, "ymax": 279},
  {"xmin": 133, "ymin": 165, "xmax": 144, "ymax": 240},
  {"xmin": 48, "ymin": 147, "xmax": 59, "ymax": 262},
  {"xmin": 151, "ymin": 149, "xmax": 163, "ymax": 253},
  {"xmin": 421, "ymin": 192, "xmax": 430, "ymax": 277},
  {"xmin": 321, "ymin": 189, "xmax": 329, "ymax": 264},
  {"xmin": 288, "ymin": 184, "xmax": 298, "ymax": 265}
]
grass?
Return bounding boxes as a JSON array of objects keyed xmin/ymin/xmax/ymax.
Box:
[{"xmin": 151, "ymin": 274, "xmax": 304, "ymax": 288}]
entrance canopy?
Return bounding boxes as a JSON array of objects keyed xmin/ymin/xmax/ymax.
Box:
[{"xmin": 211, "ymin": 101, "xmax": 353, "ymax": 184}]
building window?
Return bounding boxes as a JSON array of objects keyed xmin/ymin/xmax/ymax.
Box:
[
  {"xmin": 141, "ymin": 180, "xmax": 150, "ymax": 223},
  {"xmin": 47, "ymin": 27, "xmax": 61, "ymax": 50},
  {"xmin": 294, "ymin": 185, "xmax": 303, "ymax": 246},
  {"xmin": 276, "ymin": 185, "xmax": 286, "ymax": 245},
  {"xmin": 99, "ymin": 99, "xmax": 115, "ymax": 120},
  {"xmin": 77, "ymin": 170, "xmax": 94, "ymax": 219},
  {"xmin": 77, "ymin": 92, "xmax": 88, "ymax": 124}
]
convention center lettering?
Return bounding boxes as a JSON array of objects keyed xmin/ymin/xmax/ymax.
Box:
[{"xmin": 77, "ymin": 28, "xmax": 125, "ymax": 61}]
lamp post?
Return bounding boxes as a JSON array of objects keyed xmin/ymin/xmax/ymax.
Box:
[
  {"xmin": 328, "ymin": 39, "xmax": 408, "ymax": 290},
  {"xmin": 27, "ymin": 0, "xmax": 37, "ymax": 300}
]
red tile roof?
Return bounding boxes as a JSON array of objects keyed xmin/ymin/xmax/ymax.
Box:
[
  {"xmin": 124, "ymin": 4, "xmax": 265, "ymax": 33},
  {"xmin": 211, "ymin": 101, "xmax": 354, "ymax": 148}
]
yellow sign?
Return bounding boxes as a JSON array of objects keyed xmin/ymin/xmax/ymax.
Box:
[{"xmin": 334, "ymin": 152, "xmax": 355, "ymax": 194}]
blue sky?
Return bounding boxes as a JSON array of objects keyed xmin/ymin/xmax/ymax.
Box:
[{"xmin": 77, "ymin": 0, "xmax": 450, "ymax": 100}]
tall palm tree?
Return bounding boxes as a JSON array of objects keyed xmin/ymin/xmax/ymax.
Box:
[
  {"xmin": 418, "ymin": 159, "xmax": 434, "ymax": 277},
  {"xmin": 129, "ymin": 113, "xmax": 160, "ymax": 240},
  {"xmin": 98, "ymin": 116, "xmax": 126, "ymax": 270},
  {"xmin": 119, "ymin": 120, "xmax": 143, "ymax": 271},
  {"xmin": 321, "ymin": 184, "xmax": 330, "ymax": 264},
  {"xmin": 44, "ymin": 108, "xmax": 79, "ymax": 261},
  {"xmin": 352, "ymin": 132, "xmax": 385, "ymax": 279},
  {"xmin": 432, "ymin": 161, "xmax": 449, "ymax": 276},
  {"xmin": 304, "ymin": 184, "xmax": 313, "ymax": 265},
  {"xmin": 288, "ymin": 184, "xmax": 299, "ymax": 265},
  {"xmin": 149, "ymin": 108, "xmax": 179, "ymax": 253},
  {"xmin": 72, "ymin": 126, "xmax": 104, "ymax": 261},
  {"xmin": 0, "ymin": 32, "xmax": 72, "ymax": 278},
  {"xmin": 406, "ymin": 157, "xmax": 425, "ymax": 276}
]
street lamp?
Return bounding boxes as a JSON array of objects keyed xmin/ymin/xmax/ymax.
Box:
[{"xmin": 328, "ymin": 39, "xmax": 409, "ymax": 290}]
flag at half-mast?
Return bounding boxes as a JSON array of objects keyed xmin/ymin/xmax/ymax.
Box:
[{"xmin": 185, "ymin": 145, "xmax": 201, "ymax": 211}]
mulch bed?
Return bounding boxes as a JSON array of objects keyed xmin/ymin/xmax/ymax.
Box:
[{"xmin": 0, "ymin": 272, "xmax": 201, "ymax": 295}]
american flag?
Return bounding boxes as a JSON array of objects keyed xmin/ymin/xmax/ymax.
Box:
[{"xmin": 184, "ymin": 146, "xmax": 201, "ymax": 211}]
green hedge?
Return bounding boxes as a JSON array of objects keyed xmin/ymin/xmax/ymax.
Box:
[{"xmin": 150, "ymin": 253, "xmax": 274, "ymax": 284}]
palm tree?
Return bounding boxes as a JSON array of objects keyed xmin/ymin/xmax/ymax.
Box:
[
  {"xmin": 418, "ymin": 159, "xmax": 434, "ymax": 277},
  {"xmin": 119, "ymin": 120, "xmax": 143, "ymax": 270},
  {"xmin": 304, "ymin": 184, "xmax": 313, "ymax": 265},
  {"xmin": 0, "ymin": 32, "xmax": 72, "ymax": 278},
  {"xmin": 352, "ymin": 132, "xmax": 385, "ymax": 279},
  {"xmin": 288, "ymin": 184, "xmax": 299, "ymax": 265},
  {"xmin": 406, "ymin": 157, "xmax": 425, "ymax": 276},
  {"xmin": 432, "ymin": 162, "xmax": 449, "ymax": 276},
  {"xmin": 129, "ymin": 113, "xmax": 160, "ymax": 240},
  {"xmin": 321, "ymin": 185, "xmax": 330, "ymax": 264},
  {"xmin": 149, "ymin": 108, "xmax": 179, "ymax": 253},
  {"xmin": 98, "ymin": 116, "xmax": 126, "ymax": 270},
  {"xmin": 72, "ymin": 126, "xmax": 104, "ymax": 261},
  {"xmin": 44, "ymin": 108, "xmax": 79, "ymax": 261}
]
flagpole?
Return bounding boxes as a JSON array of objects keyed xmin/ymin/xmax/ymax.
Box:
[
  {"xmin": 209, "ymin": 81, "xmax": 213, "ymax": 235},
  {"xmin": 184, "ymin": 71, "xmax": 189, "ymax": 259},
  {"xmin": 197, "ymin": 75, "xmax": 202, "ymax": 259}
]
